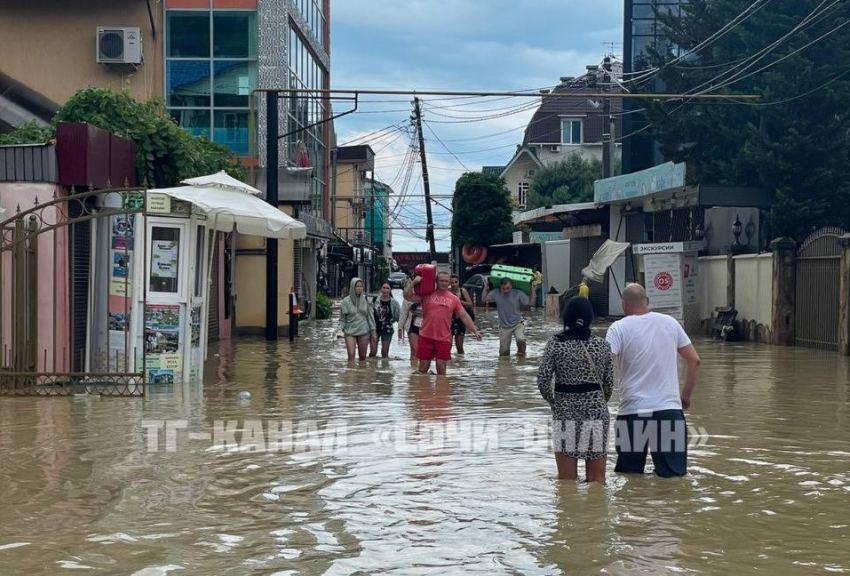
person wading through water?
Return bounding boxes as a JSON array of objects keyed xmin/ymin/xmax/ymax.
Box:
[
  {"xmin": 606, "ymin": 283, "xmax": 701, "ymax": 478},
  {"xmin": 339, "ymin": 277, "xmax": 376, "ymax": 362},
  {"xmin": 399, "ymin": 279, "xmax": 422, "ymax": 362},
  {"xmin": 448, "ymin": 273, "xmax": 475, "ymax": 354},
  {"xmin": 370, "ymin": 281, "xmax": 400, "ymax": 358},
  {"xmin": 403, "ymin": 271, "xmax": 482, "ymax": 375},
  {"xmin": 537, "ymin": 297, "xmax": 613, "ymax": 483},
  {"xmin": 482, "ymin": 276, "xmax": 539, "ymax": 356}
]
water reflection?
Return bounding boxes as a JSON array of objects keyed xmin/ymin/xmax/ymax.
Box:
[{"xmin": 0, "ymin": 309, "xmax": 848, "ymax": 574}]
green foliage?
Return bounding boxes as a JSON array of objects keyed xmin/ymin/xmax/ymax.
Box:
[
  {"xmin": 645, "ymin": 0, "xmax": 850, "ymax": 240},
  {"xmin": 315, "ymin": 292, "xmax": 332, "ymax": 320},
  {"xmin": 0, "ymin": 87, "xmax": 245, "ymax": 188},
  {"xmin": 0, "ymin": 121, "xmax": 54, "ymax": 146},
  {"xmin": 527, "ymin": 155, "xmax": 602, "ymax": 210},
  {"xmin": 451, "ymin": 172, "xmax": 514, "ymax": 247}
]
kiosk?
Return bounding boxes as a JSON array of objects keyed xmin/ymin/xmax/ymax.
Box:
[{"xmin": 633, "ymin": 241, "xmax": 703, "ymax": 333}]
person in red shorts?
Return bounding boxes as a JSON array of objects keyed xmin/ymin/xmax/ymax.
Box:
[{"xmin": 403, "ymin": 271, "xmax": 482, "ymax": 375}]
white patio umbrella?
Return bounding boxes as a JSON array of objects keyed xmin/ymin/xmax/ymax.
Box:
[
  {"xmin": 149, "ymin": 171, "xmax": 307, "ymax": 240},
  {"xmin": 148, "ymin": 171, "xmax": 308, "ymax": 369}
]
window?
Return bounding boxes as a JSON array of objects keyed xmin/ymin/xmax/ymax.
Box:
[
  {"xmin": 166, "ymin": 8, "xmax": 257, "ymax": 156},
  {"xmin": 517, "ymin": 182, "xmax": 529, "ymax": 207},
  {"xmin": 561, "ymin": 119, "xmax": 582, "ymax": 145},
  {"xmin": 286, "ymin": 26, "xmax": 328, "ymax": 218},
  {"xmin": 150, "ymin": 226, "xmax": 181, "ymax": 294},
  {"xmin": 167, "ymin": 12, "xmax": 210, "ymax": 58}
]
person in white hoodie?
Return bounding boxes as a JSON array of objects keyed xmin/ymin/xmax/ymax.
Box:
[{"xmin": 339, "ymin": 277, "xmax": 376, "ymax": 361}]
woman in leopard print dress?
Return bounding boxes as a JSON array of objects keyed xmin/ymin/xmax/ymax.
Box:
[{"xmin": 537, "ymin": 297, "xmax": 613, "ymax": 483}]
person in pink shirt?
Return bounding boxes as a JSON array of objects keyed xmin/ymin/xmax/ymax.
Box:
[{"xmin": 404, "ymin": 271, "xmax": 482, "ymax": 374}]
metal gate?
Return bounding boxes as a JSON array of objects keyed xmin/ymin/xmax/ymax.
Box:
[
  {"xmin": 0, "ymin": 187, "xmax": 145, "ymax": 395},
  {"xmin": 795, "ymin": 227, "xmax": 844, "ymax": 350}
]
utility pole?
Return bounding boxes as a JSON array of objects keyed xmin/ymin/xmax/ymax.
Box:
[
  {"xmin": 602, "ymin": 55, "xmax": 616, "ymax": 179},
  {"xmin": 265, "ymin": 92, "xmax": 279, "ymax": 341},
  {"xmin": 370, "ymin": 169, "xmax": 376, "ymax": 291},
  {"xmin": 412, "ymin": 97, "xmax": 437, "ymax": 262}
]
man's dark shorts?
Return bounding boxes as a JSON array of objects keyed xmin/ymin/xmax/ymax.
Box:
[{"xmin": 614, "ymin": 409, "xmax": 688, "ymax": 478}]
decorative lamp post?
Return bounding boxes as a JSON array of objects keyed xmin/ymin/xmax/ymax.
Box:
[
  {"xmin": 732, "ymin": 214, "xmax": 743, "ymax": 247},
  {"xmin": 694, "ymin": 222, "xmax": 705, "ymax": 241}
]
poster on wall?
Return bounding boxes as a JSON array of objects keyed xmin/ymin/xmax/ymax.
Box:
[
  {"xmin": 190, "ymin": 304, "xmax": 203, "ymax": 380},
  {"xmin": 191, "ymin": 304, "xmax": 202, "ymax": 346},
  {"xmin": 683, "ymin": 255, "xmax": 699, "ymax": 307},
  {"xmin": 111, "ymin": 214, "xmax": 135, "ymax": 250},
  {"xmin": 145, "ymin": 304, "xmax": 181, "ymax": 354},
  {"xmin": 110, "ymin": 278, "xmax": 132, "ymax": 297},
  {"xmin": 645, "ymin": 253, "xmax": 683, "ymax": 317},
  {"xmin": 151, "ymin": 240, "xmax": 179, "ymax": 278},
  {"xmin": 112, "ymin": 252, "xmax": 130, "ymax": 277}
]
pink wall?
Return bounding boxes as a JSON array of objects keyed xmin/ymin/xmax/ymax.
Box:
[{"xmin": 0, "ymin": 183, "xmax": 70, "ymax": 371}]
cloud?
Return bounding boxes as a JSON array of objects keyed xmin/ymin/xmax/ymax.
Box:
[{"xmin": 330, "ymin": 0, "xmax": 625, "ymax": 252}]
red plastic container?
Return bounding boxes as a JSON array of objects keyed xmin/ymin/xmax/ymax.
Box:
[{"xmin": 413, "ymin": 264, "xmax": 436, "ymax": 296}]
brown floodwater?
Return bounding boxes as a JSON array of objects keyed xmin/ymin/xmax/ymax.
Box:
[{"xmin": 1, "ymin": 302, "xmax": 849, "ymax": 575}]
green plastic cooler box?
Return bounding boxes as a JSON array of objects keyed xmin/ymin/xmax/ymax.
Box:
[{"xmin": 489, "ymin": 264, "xmax": 534, "ymax": 295}]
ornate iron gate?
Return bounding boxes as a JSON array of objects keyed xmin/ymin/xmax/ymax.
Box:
[
  {"xmin": 795, "ymin": 227, "xmax": 844, "ymax": 350},
  {"xmin": 0, "ymin": 187, "xmax": 146, "ymax": 396}
]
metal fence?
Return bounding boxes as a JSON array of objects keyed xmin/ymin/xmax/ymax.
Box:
[{"xmin": 795, "ymin": 227, "xmax": 844, "ymax": 351}]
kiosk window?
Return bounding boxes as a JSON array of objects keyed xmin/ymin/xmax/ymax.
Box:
[{"xmin": 150, "ymin": 227, "xmax": 181, "ymax": 293}]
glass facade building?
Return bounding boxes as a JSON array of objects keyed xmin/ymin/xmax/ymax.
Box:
[
  {"xmin": 165, "ymin": 6, "xmax": 257, "ymax": 156},
  {"xmin": 621, "ymin": 0, "xmax": 682, "ymax": 174},
  {"xmin": 287, "ymin": 26, "xmax": 327, "ymax": 215},
  {"xmin": 164, "ymin": 0, "xmax": 329, "ymax": 217}
]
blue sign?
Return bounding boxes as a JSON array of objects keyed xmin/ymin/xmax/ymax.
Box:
[
  {"xmin": 530, "ymin": 231, "xmax": 564, "ymax": 243},
  {"xmin": 594, "ymin": 162, "xmax": 686, "ymax": 203}
]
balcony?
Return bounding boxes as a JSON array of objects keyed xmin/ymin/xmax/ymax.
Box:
[
  {"xmin": 254, "ymin": 165, "xmax": 315, "ymax": 204},
  {"xmin": 337, "ymin": 227, "xmax": 371, "ymax": 247}
]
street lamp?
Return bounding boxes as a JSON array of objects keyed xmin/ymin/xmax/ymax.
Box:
[
  {"xmin": 732, "ymin": 214, "xmax": 743, "ymax": 247},
  {"xmin": 694, "ymin": 222, "xmax": 705, "ymax": 241}
]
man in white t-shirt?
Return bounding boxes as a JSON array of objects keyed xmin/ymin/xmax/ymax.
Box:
[{"xmin": 606, "ymin": 283, "xmax": 701, "ymax": 477}]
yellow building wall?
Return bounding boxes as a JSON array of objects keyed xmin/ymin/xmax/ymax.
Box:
[
  {"xmin": 234, "ymin": 206, "xmax": 296, "ymax": 334},
  {"xmin": 0, "ymin": 0, "xmax": 163, "ymax": 105},
  {"xmin": 333, "ymin": 163, "xmax": 365, "ymax": 236}
]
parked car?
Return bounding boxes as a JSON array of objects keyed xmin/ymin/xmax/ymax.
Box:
[
  {"xmin": 387, "ymin": 271, "xmax": 408, "ymax": 288},
  {"xmin": 463, "ymin": 273, "xmax": 491, "ymax": 307}
]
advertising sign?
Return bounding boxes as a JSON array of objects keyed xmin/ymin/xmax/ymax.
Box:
[
  {"xmin": 594, "ymin": 161, "xmax": 686, "ymax": 203},
  {"xmin": 645, "ymin": 253, "xmax": 683, "ymax": 311}
]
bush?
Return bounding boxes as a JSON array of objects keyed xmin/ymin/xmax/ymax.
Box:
[
  {"xmin": 315, "ymin": 292, "xmax": 332, "ymax": 320},
  {"xmin": 0, "ymin": 87, "xmax": 245, "ymax": 188}
]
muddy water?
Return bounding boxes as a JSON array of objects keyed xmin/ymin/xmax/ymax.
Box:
[{"xmin": 1, "ymin": 304, "xmax": 849, "ymax": 575}]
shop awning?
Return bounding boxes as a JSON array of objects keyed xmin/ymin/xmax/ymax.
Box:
[
  {"xmin": 149, "ymin": 172, "xmax": 307, "ymax": 240},
  {"xmin": 513, "ymin": 202, "xmax": 599, "ymax": 225}
]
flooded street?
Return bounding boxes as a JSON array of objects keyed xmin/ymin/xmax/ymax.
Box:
[{"xmin": 1, "ymin": 304, "xmax": 849, "ymax": 575}]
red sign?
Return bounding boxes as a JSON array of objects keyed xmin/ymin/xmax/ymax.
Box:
[{"xmin": 654, "ymin": 271, "xmax": 674, "ymax": 291}]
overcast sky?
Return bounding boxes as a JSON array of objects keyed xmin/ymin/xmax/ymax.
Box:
[{"xmin": 331, "ymin": 0, "xmax": 624, "ymax": 252}]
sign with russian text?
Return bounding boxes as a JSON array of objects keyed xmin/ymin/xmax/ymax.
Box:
[
  {"xmin": 594, "ymin": 161, "xmax": 685, "ymax": 203},
  {"xmin": 645, "ymin": 253, "xmax": 683, "ymax": 310}
]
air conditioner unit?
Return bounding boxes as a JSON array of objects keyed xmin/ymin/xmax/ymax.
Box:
[
  {"xmin": 550, "ymin": 145, "xmax": 561, "ymax": 153},
  {"xmin": 97, "ymin": 27, "xmax": 143, "ymax": 64}
]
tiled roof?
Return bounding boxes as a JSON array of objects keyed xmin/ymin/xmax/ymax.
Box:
[
  {"xmin": 523, "ymin": 74, "xmax": 623, "ymax": 146},
  {"xmin": 482, "ymin": 166, "xmax": 506, "ymax": 175}
]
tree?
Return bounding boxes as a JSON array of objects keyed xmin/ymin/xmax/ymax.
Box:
[
  {"xmin": 643, "ymin": 0, "xmax": 850, "ymax": 240},
  {"xmin": 0, "ymin": 87, "xmax": 245, "ymax": 188},
  {"xmin": 526, "ymin": 155, "xmax": 602, "ymax": 210},
  {"xmin": 451, "ymin": 172, "xmax": 513, "ymax": 246}
]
